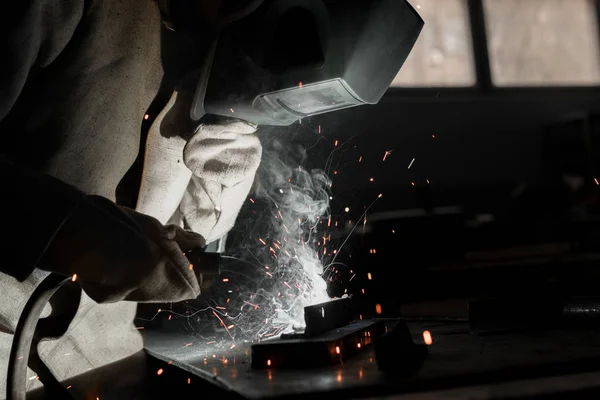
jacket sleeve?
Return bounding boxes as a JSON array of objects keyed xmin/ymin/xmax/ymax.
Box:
[
  {"xmin": 0, "ymin": 160, "xmax": 86, "ymax": 280},
  {"xmin": 0, "ymin": 0, "xmax": 84, "ymax": 280}
]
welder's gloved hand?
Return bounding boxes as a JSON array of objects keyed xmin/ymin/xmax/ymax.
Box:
[
  {"xmin": 39, "ymin": 195, "xmax": 206, "ymax": 303},
  {"xmin": 171, "ymin": 119, "xmax": 262, "ymax": 243}
]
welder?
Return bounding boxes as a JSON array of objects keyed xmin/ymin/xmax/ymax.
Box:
[
  {"xmin": 0, "ymin": 0, "xmax": 263, "ymax": 395},
  {"xmin": 0, "ymin": 0, "xmax": 423, "ymax": 395}
]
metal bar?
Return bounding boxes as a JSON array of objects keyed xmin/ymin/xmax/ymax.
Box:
[
  {"xmin": 251, "ymin": 320, "xmax": 384, "ymax": 369},
  {"xmin": 304, "ymin": 297, "xmax": 356, "ymax": 336},
  {"xmin": 466, "ymin": 0, "xmax": 493, "ymax": 92}
]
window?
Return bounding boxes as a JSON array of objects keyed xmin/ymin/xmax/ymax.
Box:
[
  {"xmin": 391, "ymin": 0, "xmax": 476, "ymax": 87},
  {"xmin": 483, "ymin": 0, "xmax": 600, "ymax": 86}
]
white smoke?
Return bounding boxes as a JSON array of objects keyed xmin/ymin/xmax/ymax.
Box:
[{"xmin": 253, "ymin": 138, "xmax": 332, "ymax": 325}]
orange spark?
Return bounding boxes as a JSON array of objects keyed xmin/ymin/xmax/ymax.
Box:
[
  {"xmin": 423, "ymin": 330, "xmax": 433, "ymax": 345},
  {"xmin": 595, "ymin": 178, "xmax": 599, "ymax": 185},
  {"xmin": 267, "ymin": 359, "xmax": 272, "ymax": 366},
  {"xmin": 259, "ymin": 238, "xmax": 266, "ymax": 245},
  {"xmin": 375, "ymin": 304, "xmax": 382, "ymax": 315},
  {"xmin": 212, "ymin": 310, "xmax": 233, "ymax": 338},
  {"xmin": 144, "ymin": 114, "xmax": 149, "ymax": 120},
  {"xmin": 249, "ymin": 198, "xmax": 255, "ymax": 203},
  {"xmin": 298, "ymin": 81, "xmax": 303, "ymax": 88},
  {"xmin": 189, "ymin": 264, "xmax": 194, "ymax": 271},
  {"xmin": 334, "ymin": 140, "xmax": 338, "ymax": 147},
  {"xmin": 357, "ymin": 343, "xmax": 361, "ymax": 348},
  {"xmin": 188, "ymin": 378, "xmax": 191, "ymax": 384},
  {"xmin": 318, "ymin": 125, "xmax": 321, "ymax": 134},
  {"xmin": 383, "ymin": 150, "xmax": 393, "ymax": 161},
  {"xmin": 369, "ymin": 178, "xmax": 374, "ymax": 182},
  {"xmin": 157, "ymin": 368, "xmax": 164, "ymax": 376},
  {"xmin": 222, "ymin": 278, "xmax": 229, "ymax": 282},
  {"xmin": 359, "ymin": 156, "xmax": 363, "ymax": 162},
  {"xmin": 230, "ymin": 108, "xmax": 235, "ymax": 113},
  {"xmin": 71, "ymin": 274, "xmax": 77, "ymax": 282},
  {"xmin": 335, "ymin": 346, "xmax": 341, "ymax": 354},
  {"xmin": 367, "ymin": 272, "xmax": 372, "ymax": 280}
]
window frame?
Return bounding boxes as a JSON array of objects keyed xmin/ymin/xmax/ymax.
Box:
[{"xmin": 386, "ymin": 0, "xmax": 600, "ymax": 100}]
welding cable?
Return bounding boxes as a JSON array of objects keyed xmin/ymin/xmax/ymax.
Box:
[{"xmin": 7, "ymin": 274, "xmax": 77, "ymax": 400}]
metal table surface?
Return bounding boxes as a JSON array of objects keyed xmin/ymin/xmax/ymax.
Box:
[{"xmin": 143, "ymin": 320, "xmax": 600, "ymax": 399}]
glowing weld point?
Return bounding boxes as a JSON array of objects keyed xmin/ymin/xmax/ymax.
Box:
[
  {"xmin": 71, "ymin": 274, "xmax": 77, "ymax": 282},
  {"xmin": 423, "ymin": 330, "xmax": 433, "ymax": 345},
  {"xmin": 157, "ymin": 368, "xmax": 164, "ymax": 376}
]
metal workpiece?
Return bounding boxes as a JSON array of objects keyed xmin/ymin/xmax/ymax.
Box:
[
  {"xmin": 304, "ymin": 297, "xmax": 356, "ymax": 337},
  {"xmin": 251, "ymin": 319, "xmax": 384, "ymax": 369},
  {"xmin": 374, "ymin": 319, "xmax": 428, "ymax": 374}
]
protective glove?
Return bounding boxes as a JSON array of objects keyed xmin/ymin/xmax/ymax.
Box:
[
  {"xmin": 175, "ymin": 119, "xmax": 262, "ymax": 243},
  {"xmin": 39, "ymin": 195, "xmax": 206, "ymax": 303}
]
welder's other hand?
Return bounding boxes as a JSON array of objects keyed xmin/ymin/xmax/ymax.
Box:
[
  {"xmin": 38, "ymin": 195, "xmax": 207, "ymax": 303},
  {"xmin": 178, "ymin": 119, "xmax": 262, "ymax": 243},
  {"xmin": 183, "ymin": 119, "xmax": 260, "ymax": 187}
]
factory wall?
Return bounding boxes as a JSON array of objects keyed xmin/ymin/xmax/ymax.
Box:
[{"xmin": 299, "ymin": 90, "xmax": 600, "ymax": 213}]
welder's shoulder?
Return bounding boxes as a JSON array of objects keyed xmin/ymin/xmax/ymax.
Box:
[{"xmin": 1, "ymin": 0, "xmax": 84, "ymax": 121}]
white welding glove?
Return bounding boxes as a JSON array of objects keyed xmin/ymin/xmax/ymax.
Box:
[{"xmin": 175, "ymin": 120, "xmax": 262, "ymax": 243}]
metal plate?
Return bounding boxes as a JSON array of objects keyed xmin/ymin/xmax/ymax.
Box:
[{"xmin": 143, "ymin": 321, "xmax": 600, "ymax": 399}]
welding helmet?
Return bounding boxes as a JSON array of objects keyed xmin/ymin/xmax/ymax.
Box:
[{"xmin": 189, "ymin": 0, "xmax": 423, "ymax": 126}]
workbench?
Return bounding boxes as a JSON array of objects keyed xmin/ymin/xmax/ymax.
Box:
[{"xmin": 24, "ymin": 320, "xmax": 600, "ymax": 399}]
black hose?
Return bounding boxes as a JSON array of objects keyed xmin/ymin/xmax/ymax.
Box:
[{"xmin": 7, "ymin": 273, "xmax": 78, "ymax": 400}]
